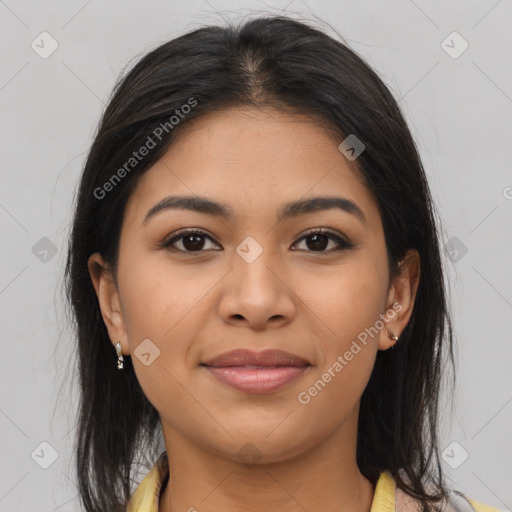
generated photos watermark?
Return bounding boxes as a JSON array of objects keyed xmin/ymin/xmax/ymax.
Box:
[
  {"xmin": 93, "ymin": 97, "xmax": 198, "ymax": 200},
  {"xmin": 297, "ymin": 301, "xmax": 403, "ymax": 405}
]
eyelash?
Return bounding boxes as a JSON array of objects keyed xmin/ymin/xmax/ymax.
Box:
[{"xmin": 161, "ymin": 228, "xmax": 354, "ymax": 255}]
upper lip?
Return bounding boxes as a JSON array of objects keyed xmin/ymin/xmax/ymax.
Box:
[{"xmin": 201, "ymin": 349, "xmax": 311, "ymax": 368}]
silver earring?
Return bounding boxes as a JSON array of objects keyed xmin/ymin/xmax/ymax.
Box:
[
  {"xmin": 386, "ymin": 329, "xmax": 399, "ymax": 348},
  {"xmin": 115, "ymin": 342, "xmax": 124, "ymax": 370}
]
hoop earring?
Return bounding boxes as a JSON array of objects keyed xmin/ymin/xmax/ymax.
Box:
[
  {"xmin": 115, "ymin": 342, "xmax": 124, "ymax": 370},
  {"xmin": 386, "ymin": 329, "xmax": 399, "ymax": 348}
]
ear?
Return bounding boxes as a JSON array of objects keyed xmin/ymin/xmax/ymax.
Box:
[
  {"xmin": 378, "ymin": 248, "xmax": 420, "ymax": 351},
  {"xmin": 88, "ymin": 252, "xmax": 129, "ymax": 355}
]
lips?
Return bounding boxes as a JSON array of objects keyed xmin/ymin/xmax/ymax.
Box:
[
  {"xmin": 201, "ymin": 349, "xmax": 310, "ymax": 368},
  {"xmin": 200, "ymin": 349, "xmax": 311, "ymax": 393}
]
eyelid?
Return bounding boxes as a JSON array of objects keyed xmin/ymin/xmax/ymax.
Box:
[{"xmin": 296, "ymin": 227, "xmax": 348, "ymax": 241}]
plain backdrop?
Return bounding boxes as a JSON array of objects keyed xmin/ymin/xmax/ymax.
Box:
[{"xmin": 0, "ymin": 1, "xmax": 511, "ymax": 511}]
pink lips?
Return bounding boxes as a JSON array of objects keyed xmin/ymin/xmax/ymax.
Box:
[{"xmin": 201, "ymin": 349, "xmax": 311, "ymax": 393}]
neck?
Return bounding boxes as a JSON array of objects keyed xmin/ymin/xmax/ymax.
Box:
[{"xmin": 158, "ymin": 412, "xmax": 376, "ymax": 512}]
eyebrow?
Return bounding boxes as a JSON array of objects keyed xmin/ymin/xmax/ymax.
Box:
[{"xmin": 143, "ymin": 194, "xmax": 367, "ymax": 225}]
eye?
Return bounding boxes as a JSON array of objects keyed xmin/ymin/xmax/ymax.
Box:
[
  {"xmin": 291, "ymin": 228, "xmax": 353, "ymax": 254},
  {"xmin": 161, "ymin": 229, "xmax": 221, "ymax": 253},
  {"xmin": 161, "ymin": 228, "xmax": 353, "ymax": 255}
]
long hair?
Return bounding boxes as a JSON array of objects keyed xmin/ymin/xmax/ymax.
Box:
[{"xmin": 65, "ymin": 14, "xmax": 455, "ymax": 512}]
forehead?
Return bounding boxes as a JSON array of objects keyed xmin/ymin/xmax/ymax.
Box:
[{"xmin": 123, "ymin": 107, "xmax": 379, "ymax": 227}]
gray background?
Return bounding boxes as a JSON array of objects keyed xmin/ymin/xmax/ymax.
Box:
[{"xmin": 0, "ymin": 1, "xmax": 511, "ymax": 510}]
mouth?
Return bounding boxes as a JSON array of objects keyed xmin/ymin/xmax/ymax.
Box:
[{"xmin": 200, "ymin": 349, "xmax": 311, "ymax": 393}]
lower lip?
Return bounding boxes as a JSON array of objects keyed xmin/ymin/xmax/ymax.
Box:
[{"xmin": 204, "ymin": 365, "xmax": 309, "ymax": 393}]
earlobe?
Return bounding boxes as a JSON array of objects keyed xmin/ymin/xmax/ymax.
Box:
[
  {"xmin": 385, "ymin": 328, "xmax": 399, "ymax": 348},
  {"xmin": 87, "ymin": 252, "xmax": 128, "ymax": 354},
  {"xmin": 378, "ymin": 249, "xmax": 420, "ymax": 351}
]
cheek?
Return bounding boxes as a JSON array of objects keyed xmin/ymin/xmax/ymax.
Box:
[
  {"xmin": 116, "ymin": 251, "xmax": 225, "ymax": 386},
  {"xmin": 294, "ymin": 347, "xmax": 375, "ymax": 451},
  {"xmin": 117, "ymin": 262, "xmax": 171, "ymax": 342},
  {"xmin": 292, "ymin": 256, "xmax": 387, "ymax": 410},
  {"xmin": 296, "ymin": 256, "xmax": 388, "ymax": 345},
  {"xmin": 118, "ymin": 252, "xmax": 208, "ymax": 340},
  {"xmin": 115, "ymin": 255, "xmax": 206, "ymax": 413}
]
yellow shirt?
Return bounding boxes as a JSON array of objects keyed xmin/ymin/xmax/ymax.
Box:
[{"xmin": 126, "ymin": 451, "xmax": 502, "ymax": 512}]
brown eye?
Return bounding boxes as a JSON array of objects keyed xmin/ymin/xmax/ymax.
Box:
[
  {"xmin": 162, "ymin": 230, "xmax": 221, "ymax": 253},
  {"xmin": 292, "ymin": 229, "xmax": 353, "ymax": 253}
]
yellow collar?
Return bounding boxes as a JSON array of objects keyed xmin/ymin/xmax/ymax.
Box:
[
  {"xmin": 369, "ymin": 469, "xmax": 395, "ymax": 512},
  {"xmin": 126, "ymin": 451, "xmax": 169, "ymax": 512}
]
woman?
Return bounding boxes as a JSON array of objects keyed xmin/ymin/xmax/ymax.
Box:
[{"xmin": 65, "ymin": 14, "xmax": 501, "ymax": 512}]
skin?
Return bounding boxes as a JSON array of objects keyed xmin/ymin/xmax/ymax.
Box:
[{"xmin": 88, "ymin": 107, "xmax": 420, "ymax": 512}]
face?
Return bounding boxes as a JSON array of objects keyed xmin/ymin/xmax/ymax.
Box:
[{"xmin": 89, "ymin": 107, "xmax": 419, "ymax": 465}]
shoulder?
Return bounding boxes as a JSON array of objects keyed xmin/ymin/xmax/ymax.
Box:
[
  {"xmin": 395, "ymin": 486, "xmax": 504, "ymax": 512},
  {"xmin": 464, "ymin": 495, "xmax": 506, "ymax": 512},
  {"xmin": 385, "ymin": 471, "xmax": 504, "ymax": 512}
]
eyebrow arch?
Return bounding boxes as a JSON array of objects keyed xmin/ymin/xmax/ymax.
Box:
[{"xmin": 143, "ymin": 195, "xmax": 366, "ymax": 225}]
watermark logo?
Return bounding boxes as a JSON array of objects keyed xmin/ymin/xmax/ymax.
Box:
[
  {"xmin": 32, "ymin": 237, "xmax": 58, "ymax": 263},
  {"xmin": 31, "ymin": 31, "xmax": 59, "ymax": 59},
  {"xmin": 444, "ymin": 236, "xmax": 468, "ymax": 263},
  {"xmin": 441, "ymin": 31, "xmax": 469, "ymax": 59},
  {"xmin": 338, "ymin": 134, "xmax": 365, "ymax": 161},
  {"xmin": 236, "ymin": 236, "xmax": 263, "ymax": 264},
  {"xmin": 31, "ymin": 441, "xmax": 59, "ymax": 469},
  {"xmin": 236, "ymin": 442, "xmax": 263, "ymax": 468},
  {"xmin": 442, "ymin": 441, "xmax": 469, "ymax": 469},
  {"xmin": 134, "ymin": 338, "xmax": 161, "ymax": 366}
]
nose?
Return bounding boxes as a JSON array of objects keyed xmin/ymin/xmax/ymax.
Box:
[{"xmin": 217, "ymin": 251, "xmax": 296, "ymax": 330}]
